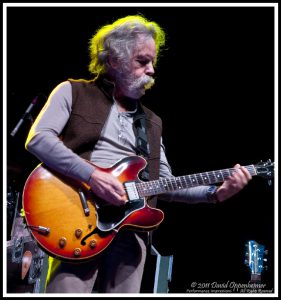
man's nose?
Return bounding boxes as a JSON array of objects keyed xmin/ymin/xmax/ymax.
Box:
[{"xmin": 145, "ymin": 62, "xmax": 154, "ymax": 76}]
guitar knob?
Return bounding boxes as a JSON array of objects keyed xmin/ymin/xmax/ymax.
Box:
[
  {"xmin": 75, "ymin": 229, "xmax": 83, "ymax": 239},
  {"xmin": 73, "ymin": 248, "xmax": 81, "ymax": 257},
  {"xmin": 58, "ymin": 237, "xmax": 67, "ymax": 248},
  {"xmin": 89, "ymin": 240, "xmax": 97, "ymax": 249}
]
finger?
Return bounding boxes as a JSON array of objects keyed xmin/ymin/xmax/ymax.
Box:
[
  {"xmin": 232, "ymin": 164, "xmax": 251, "ymax": 183},
  {"xmin": 239, "ymin": 166, "xmax": 252, "ymax": 181},
  {"xmin": 229, "ymin": 164, "xmax": 241, "ymax": 178},
  {"xmin": 111, "ymin": 179, "xmax": 126, "ymax": 196},
  {"xmin": 106, "ymin": 189, "xmax": 125, "ymax": 204},
  {"xmin": 231, "ymin": 169, "xmax": 247, "ymax": 185}
]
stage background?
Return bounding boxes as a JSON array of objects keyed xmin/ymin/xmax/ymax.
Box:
[{"xmin": 6, "ymin": 5, "xmax": 275, "ymax": 293}]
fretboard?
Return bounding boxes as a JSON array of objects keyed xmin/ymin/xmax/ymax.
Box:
[{"xmin": 136, "ymin": 165, "xmax": 257, "ymax": 197}]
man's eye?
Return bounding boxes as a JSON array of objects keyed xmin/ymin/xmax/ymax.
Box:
[{"xmin": 137, "ymin": 59, "xmax": 149, "ymax": 66}]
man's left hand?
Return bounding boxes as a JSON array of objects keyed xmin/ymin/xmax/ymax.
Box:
[{"xmin": 215, "ymin": 164, "xmax": 252, "ymax": 202}]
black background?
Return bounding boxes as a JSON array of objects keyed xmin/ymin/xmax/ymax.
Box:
[{"xmin": 6, "ymin": 5, "xmax": 275, "ymax": 293}]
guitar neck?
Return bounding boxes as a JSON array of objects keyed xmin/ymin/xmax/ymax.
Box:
[{"xmin": 137, "ymin": 165, "xmax": 257, "ymax": 197}]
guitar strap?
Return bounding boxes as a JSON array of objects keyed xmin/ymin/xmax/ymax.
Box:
[
  {"xmin": 133, "ymin": 104, "xmax": 150, "ymax": 181},
  {"xmin": 133, "ymin": 105, "xmax": 154, "ymax": 247}
]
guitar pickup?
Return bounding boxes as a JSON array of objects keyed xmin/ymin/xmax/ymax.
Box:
[{"xmin": 124, "ymin": 181, "xmax": 140, "ymax": 201}]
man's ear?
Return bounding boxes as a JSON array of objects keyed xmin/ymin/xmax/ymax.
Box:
[{"xmin": 108, "ymin": 57, "xmax": 118, "ymax": 70}]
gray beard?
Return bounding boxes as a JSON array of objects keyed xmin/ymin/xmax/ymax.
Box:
[{"xmin": 116, "ymin": 73, "xmax": 155, "ymax": 99}]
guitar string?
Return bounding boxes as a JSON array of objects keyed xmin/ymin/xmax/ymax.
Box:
[{"xmin": 134, "ymin": 165, "xmax": 257, "ymax": 195}]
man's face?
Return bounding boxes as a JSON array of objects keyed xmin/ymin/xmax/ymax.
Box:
[{"xmin": 115, "ymin": 36, "xmax": 156, "ymax": 99}]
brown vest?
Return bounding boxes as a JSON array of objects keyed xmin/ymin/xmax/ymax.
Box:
[{"xmin": 61, "ymin": 78, "xmax": 163, "ymax": 207}]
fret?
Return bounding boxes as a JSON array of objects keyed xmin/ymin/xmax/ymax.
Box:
[
  {"xmin": 157, "ymin": 177, "xmax": 175, "ymax": 193},
  {"xmin": 182, "ymin": 176, "xmax": 188, "ymax": 188},
  {"xmin": 174, "ymin": 177, "xmax": 180, "ymax": 189},
  {"xmin": 201, "ymin": 172, "xmax": 210, "ymax": 185},
  {"xmin": 144, "ymin": 181, "xmax": 156, "ymax": 196},
  {"xmin": 159, "ymin": 178, "xmax": 169, "ymax": 192},
  {"xmin": 222, "ymin": 169, "xmax": 232, "ymax": 180},
  {"xmin": 176, "ymin": 177, "xmax": 183, "ymax": 189},
  {"xmin": 195, "ymin": 174, "xmax": 204, "ymax": 185},
  {"xmin": 165, "ymin": 178, "xmax": 172, "ymax": 191},
  {"xmin": 183, "ymin": 175, "xmax": 192, "ymax": 188},
  {"xmin": 171, "ymin": 177, "xmax": 178, "ymax": 190},
  {"xmin": 151, "ymin": 180, "xmax": 160, "ymax": 194},
  {"xmin": 246, "ymin": 165, "xmax": 257, "ymax": 176},
  {"xmin": 137, "ymin": 182, "xmax": 145, "ymax": 197},
  {"xmin": 152, "ymin": 180, "xmax": 163, "ymax": 194},
  {"xmin": 212, "ymin": 170, "xmax": 220, "ymax": 183},
  {"xmin": 188, "ymin": 175, "xmax": 197, "ymax": 187},
  {"xmin": 147, "ymin": 181, "xmax": 154, "ymax": 194},
  {"xmin": 218, "ymin": 170, "xmax": 224, "ymax": 181},
  {"xmin": 166, "ymin": 178, "xmax": 174, "ymax": 191},
  {"xmin": 174, "ymin": 178, "xmax": 179, "ymax": 188},
  {"xmin": 137, "ymin": 182, "xmax": 143, "ymax": 192},
  {"xmin": 206, "ymin": 172, "xmax": 212, "ymax": 184},
  {"xmin": 180, "ymin": 176, "xmax": 187, "ymax": 189},
  {"xmin": 208, "ymin": 171, "xmax": 217, "ymax": 183}
]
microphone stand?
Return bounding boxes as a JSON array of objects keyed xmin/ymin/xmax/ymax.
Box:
[{"xmin": 10, "ymin": 96, "xmax": 38, "ymax": 137}]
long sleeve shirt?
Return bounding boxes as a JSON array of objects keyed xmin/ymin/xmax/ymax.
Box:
[{"xmin": 26, "ymin": 81, "xmax": 215, "ymax": 204}]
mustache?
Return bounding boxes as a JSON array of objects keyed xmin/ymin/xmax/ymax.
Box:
[
  {"xmin": 134, "ymin": 75, "xmax": 155, "ymax": 90},
  {"xmin": 143, "ymin": 76, "xmax": 155, "ymax": 90}
]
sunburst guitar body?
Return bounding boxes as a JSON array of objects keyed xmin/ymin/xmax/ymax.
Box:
[{"xmin": 23, "ymin": 156, "xmax": 164, "ymax": 261}]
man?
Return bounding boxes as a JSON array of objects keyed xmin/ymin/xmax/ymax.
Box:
[{"xmin": 25, "ymin": 15, "xmax": 251, "ymax": 293}]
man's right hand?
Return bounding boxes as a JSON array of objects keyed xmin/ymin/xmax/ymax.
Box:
[{"xmin": 88, "ymin": 169, "xmax": 127, "ymax": 206}]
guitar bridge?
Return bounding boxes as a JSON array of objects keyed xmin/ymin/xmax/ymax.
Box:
[{"xmin": 124, "ymin": 181, "xmax": 140, "ymax": 201}]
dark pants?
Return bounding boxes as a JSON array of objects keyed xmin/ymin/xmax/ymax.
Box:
[{"xmin": 46, "ymin": 231, "xmax": 148, "ymax": 293}]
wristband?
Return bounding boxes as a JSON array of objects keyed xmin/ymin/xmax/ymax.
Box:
[{"xmin": 207, "ymin": 185, "xmax": 219, "ymax": 204}]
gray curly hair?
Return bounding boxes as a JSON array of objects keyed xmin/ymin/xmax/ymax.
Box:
[{"xmin": 88, "ymin": 15, "xmax": 166, "ymax": 77}]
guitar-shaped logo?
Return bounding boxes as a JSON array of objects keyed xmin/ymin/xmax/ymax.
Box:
[
  {"xmin": 244, "ymin": 240, "xmax": 268, "ymax": 282},
  {"xmin": 22, "ymin": 157, "xmax": 274, "ymax": 261}
]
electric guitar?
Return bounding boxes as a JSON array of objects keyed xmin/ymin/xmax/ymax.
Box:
[
  {"xmin": 22, "ymin": 156, "xmax": 274, "ymax": 261},
  {"xmin": 244, "ymin": 240, "xmax": 268, "ymax": 282}
]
